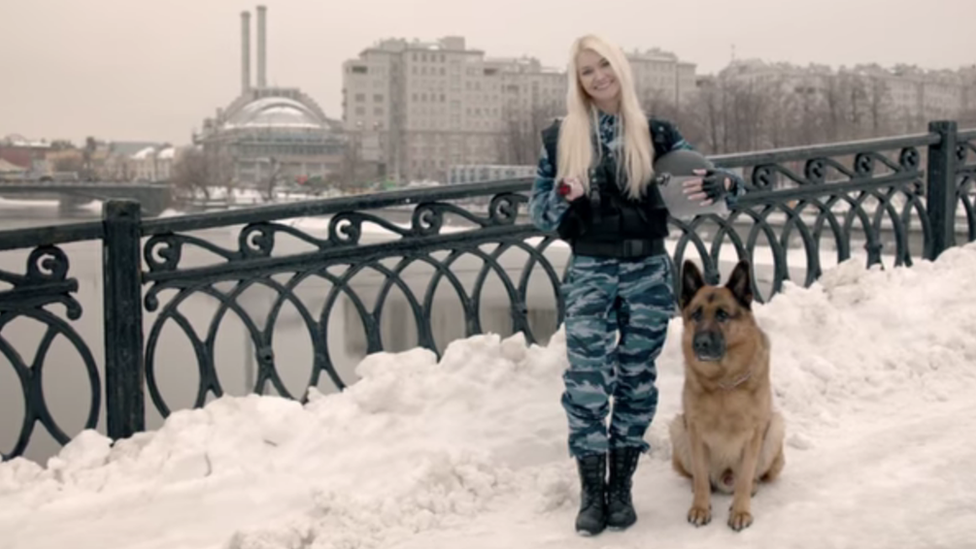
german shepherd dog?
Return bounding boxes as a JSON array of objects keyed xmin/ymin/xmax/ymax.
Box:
[{"xmin": 668, "ymin": 259, "xmax": 785, "ymax": 531}]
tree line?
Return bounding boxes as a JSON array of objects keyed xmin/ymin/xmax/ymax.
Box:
[{"xmin": 499, "ymin": 72, "xmax": 976, "ymax": 162}]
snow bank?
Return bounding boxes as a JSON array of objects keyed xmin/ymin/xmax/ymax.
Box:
[{"xmin": 2, "ymin": 243, "xmax": 976, "ymax": 549}]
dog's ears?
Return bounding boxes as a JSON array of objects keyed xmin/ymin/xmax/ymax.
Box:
[
  {"xmin": 680, "ymin": 260, "xmax": 705, "ymax": 309},
  {"xmin": 725, "ymin": 259, "xmax": 754, "ymax": 310}
]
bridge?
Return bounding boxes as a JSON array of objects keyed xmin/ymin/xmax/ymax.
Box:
[{"xmin": 0, "ymin": 180, "xmax": 173, "ymax": 216}]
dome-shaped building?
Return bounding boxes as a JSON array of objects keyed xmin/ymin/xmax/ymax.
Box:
[
  {"xmin": 224, "ymin": 97, "xmax": 325, "ymax": 130},
  {"xmin": 194, "ymin": 6, "xmax": 347, "ymax": 188}
]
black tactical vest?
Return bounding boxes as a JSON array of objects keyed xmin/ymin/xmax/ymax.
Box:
[{"xmin": 541, "ymin": 116, "xmax": 677, "ymax": 248}]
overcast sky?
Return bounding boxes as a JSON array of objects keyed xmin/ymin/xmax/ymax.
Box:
[{"xmin": 1, "ymin": 0, "xmax": 973, "ymax": 145}]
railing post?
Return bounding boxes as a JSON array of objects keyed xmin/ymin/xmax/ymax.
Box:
[
  {"xmin": 102, "ymin": 199, "xmax": 145, "ymax": 440},
  {"xmin": 926, "ymin": 120, "xmax": 958, "ymax": 260}
]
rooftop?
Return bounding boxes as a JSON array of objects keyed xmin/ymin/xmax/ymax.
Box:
[{"xmin": 223, "ymin": 96, "xmax": 326, "ymax": 130}]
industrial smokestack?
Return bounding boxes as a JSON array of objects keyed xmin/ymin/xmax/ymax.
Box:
[
  {"xmin": 257, "ymin": 5, "xmax": 267, "ymax": 88},
  {"xmin": 241, "ymin": 11, "xmax": 251, "ymax": 94}
]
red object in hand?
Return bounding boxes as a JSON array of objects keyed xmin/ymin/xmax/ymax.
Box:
[{"xmin": 557, "ymin": 182, "xmax": 571, "ymax": 196}]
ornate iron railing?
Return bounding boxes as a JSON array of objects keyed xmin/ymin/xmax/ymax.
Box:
[
  {"xmin": 1, "ymin": 121, "xmax": 974, "ymax": 462},
  {"xmin": 956, "ymin": 129, "xmax": 976, "ymax": 244},
  {"xmin": 0, "ymin": 223, "xmax": 104, "ymax": 460}
]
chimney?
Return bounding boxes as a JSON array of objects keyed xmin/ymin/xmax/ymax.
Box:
[
  {"xmin": 241, "ymin": 11, "xmax": 251, "ymax": 94},
  {"xmin": 257, "ymin": 5, "xmax": 267, "ymax": 88}
]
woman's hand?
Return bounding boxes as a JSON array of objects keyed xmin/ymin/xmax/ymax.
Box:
[
  {"xmin": 682, "ymin": 169, "xmax": 731, "ymax": 206},
  {"xmin": 557, "ymin": 177, "xmax": 585, "ymax": 201}
]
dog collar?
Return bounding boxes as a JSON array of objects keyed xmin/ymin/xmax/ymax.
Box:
[{"xmin": 717, "ymin": 370, "xmax": 752, "ymax": 390}]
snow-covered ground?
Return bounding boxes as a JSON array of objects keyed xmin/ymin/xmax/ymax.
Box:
[{"xmin": 2, "ymin": 243, "xmax": 976, "ymax": 549}]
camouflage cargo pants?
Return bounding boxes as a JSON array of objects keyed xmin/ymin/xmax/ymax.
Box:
[{"xmin": 561, "ymin": 253, "xmax": 675, "ymax": 458}]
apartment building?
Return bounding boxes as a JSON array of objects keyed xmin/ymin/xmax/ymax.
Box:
[
  {"xmin": 342, "ymin": 37, "xmax": 698, "ymax": 182},
  {"xmin": 627, "ymin": 47, "xmax": 698, "ymax": 109}
]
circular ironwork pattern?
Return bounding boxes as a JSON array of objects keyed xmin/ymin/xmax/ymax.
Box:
[
  {"xmin": 139, "ymin": 145, "xmax": 939, "ymax": 415},
  {"xmin": 686, "ymin": 149, "xmax": 932, "ymax": 302},
  {"xmin": 752, "ymin": 165, "xmax": 777, "ymax": 189},
  {"xmin": 0, "ymin": 246, "xmax": 100, "ymax": 461},
  {"xmin": 239, "ymin": 222, "xmax": 277, "ymax": 258},
  {"xmin": 26, "ymin": 246, "xmax": 70, "ymax": 282},
  {"xmin": 142, "ymin": 230, "xmax": 565, "ymax": 417},
  {"xmin": 900, "ymin": 147, "xmax": 920, "ymax": 171},
  {"xmin": 957, "ymin": 138, "xmax": 976, "ymax": 241},
  {"xmin": 854, "ymin": 153, "xmax": 876, "ymax": 177},
  {"xmin": 804, "ymin": 158, "xmax": 827, "ymax": 184},
  {"xmin": 146, "ymin": 199, "xmax": 536, "ymax": 278}
]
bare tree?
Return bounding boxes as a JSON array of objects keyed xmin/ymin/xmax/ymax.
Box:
[
  {"xmin": 642, "ymin": 89, "xmax": 677, "ymax": 121},
  {"xmin": 171, "ymin": 147, "xmax": 234, "ymax": 202},
  {"xmin": 210, "ymin": 148, "xmax": 236, "ymax": 199},
  {"xmin": 171, "ymin": 147, "xmax": 212, "ymax": 201},
  {"xmin": 689, "ymin": 77, "xmax": 726, "ymax": 154},
  {"xmin": 638, "ymin": 89, "xmax": 711, "ymax": 155},
  {"xmin": 81, "ymin": 136, "xmax": 97, "ymax": 181},
  {"xmin": 500, "ymin": 101, "xmax": 562, "ymax": 166},
  {"xmin": 751, "ymin": 76, "xmax": 798, "ymax": 149},
  {"xmin": 959, "ymin": 108, "xmax": 976, "ymax": 129},
  {"xmin": 338, "ymin": 135, "xmax": 363, "ymax": 192},
  {"xmin": 717, "ymin": 78, "xmax": 768, "ymax": 153},
  {"xmin": 261, "ymin": 157, "xmax": 283, "ymax": 202},
  {"xmin": 498, "ymin": 113, "xmax": 526, "ymax": 166},
  {"xmin": 866, "ymin": 77, "xmax": 893, "ymax": 137}
]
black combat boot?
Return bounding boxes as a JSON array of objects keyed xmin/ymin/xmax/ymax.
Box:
[
  {"xmin": 574, "ymin": 453, "xmax": 607, "ymax": 535},
  {"xmin": 606, "ymin": 446, "xmax": 641, "ymax": 530}
]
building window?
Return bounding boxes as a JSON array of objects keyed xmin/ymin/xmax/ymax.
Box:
[
  {"xmin": 373, "ymin": 94, "xmax": 383, "ymax": 102},
  {"xmin": 355, "ymin": 93, "xmax": 366, "ymax": 102}
]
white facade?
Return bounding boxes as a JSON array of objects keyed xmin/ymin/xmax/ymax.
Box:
[
  {"xmin": 626, "ymin": 48, "xmax": 698, "ymax": 108},
  {"xmin": 342, "ymin": 36, "xmax": 698, "ymax": 182},
  {"xmin": 343, "ymin": 36, "xmax": 530, "ymax": 181},
  {"xmin": 131, "ymin": 146, "xmax": 178, "ymax": 182}
]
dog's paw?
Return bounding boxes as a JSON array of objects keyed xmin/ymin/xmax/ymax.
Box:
[
  {"xmin": 727, "ymin": 509, "xmax": 753, "ymax": 532},
  {"xmin": 687, "ymin": 504, "xmax": 712, "ymax": 527}
]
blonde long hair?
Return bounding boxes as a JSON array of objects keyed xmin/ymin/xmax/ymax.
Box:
[{"xmin": 556, "ymin": 35, "xmax": 654, "ymax": 200}]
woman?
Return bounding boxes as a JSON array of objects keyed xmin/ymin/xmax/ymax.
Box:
[{"xmin": 528, "ymin": 35, "xmax": 744, "ymax": 536}]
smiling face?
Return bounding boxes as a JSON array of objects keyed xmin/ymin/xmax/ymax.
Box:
[{"xmin": 575, "ymin": 49, "xmax": 620, "ymax": 111}]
